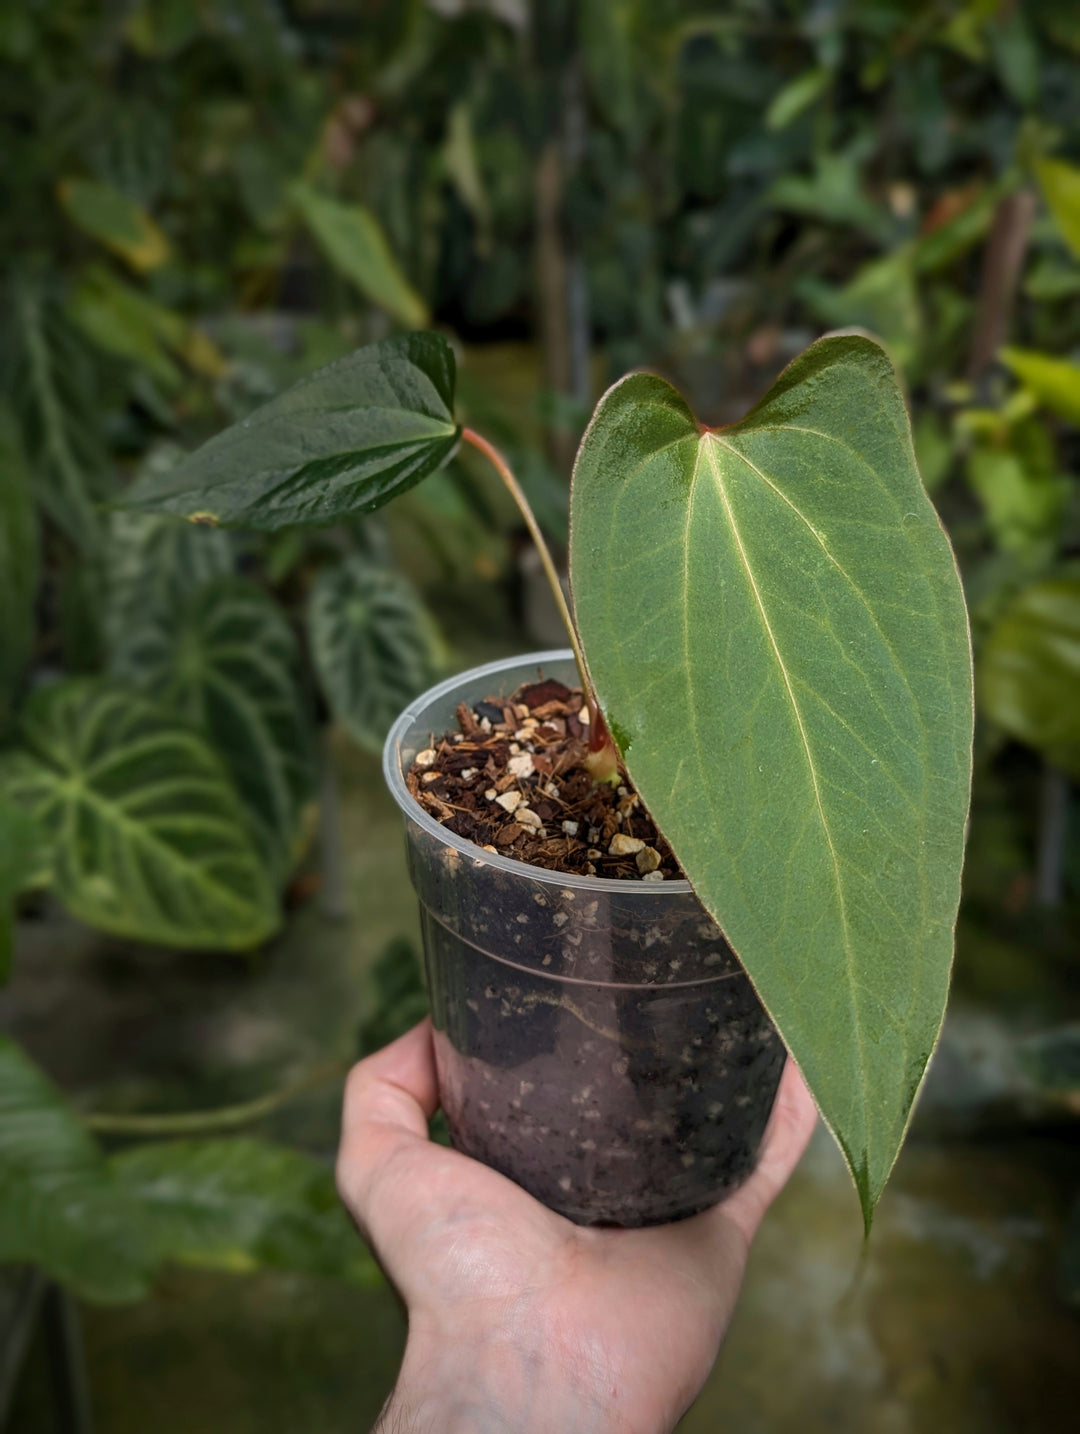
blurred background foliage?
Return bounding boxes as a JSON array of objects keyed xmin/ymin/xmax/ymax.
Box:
[{"xmin": 0, "ymin": 0, "xmax": 1078, "ymax": 1421}]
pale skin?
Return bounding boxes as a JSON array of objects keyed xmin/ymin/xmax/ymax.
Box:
[{"xmin": 336, "ymin": 1019, "xmax": 818, "ymax": 1434}]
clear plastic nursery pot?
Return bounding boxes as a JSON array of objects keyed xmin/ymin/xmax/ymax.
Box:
[{"xmin": 383, "ymin": 651, "xmax": 786, "ymax": 1227}]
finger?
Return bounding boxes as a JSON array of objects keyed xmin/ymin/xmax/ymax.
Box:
[
  {"xmin": 336, "ymin": 1019, "xmax": 439, "ymax": 1220},
  {"xmin": 712, "ymin": 1057, "xmax": 817, "ymax": 1243}
]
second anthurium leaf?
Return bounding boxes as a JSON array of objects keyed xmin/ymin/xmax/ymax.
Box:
[
  {"xmin": 570, "ymin": 334, "xmax": 973, "ymax": 1229},
  {"xmin": 122, "ymin": 333, "xmax": 460, "ymax": 530}
]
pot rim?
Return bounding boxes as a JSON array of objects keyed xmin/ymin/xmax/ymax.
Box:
[{"xmin": 383, "ymin": 649, "xmax": 696, "ymax": 896}]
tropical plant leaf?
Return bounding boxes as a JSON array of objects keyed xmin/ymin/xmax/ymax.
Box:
[
  {"xmin": 0, "ymin": 801, "xmax": 49, "ymax": 984},
  {"xmin": 113, "ymin": 575, "xmax": 318, "ymax": 880},
  {"xmin": 980, "ymin": 573, "xmax": 1080, "ymax": 777},
  {"xmin": 105, "ymin": 490, "xmax": 235, "ymax": 656},
  {"xmin": 0, "ymin": 1036, "xmax": 155, "ymax": 1302},
  {"xmin": 0, "ymin": 679, "xmax": 279, "ymax": 950},
  {"xmin": 0, "ymin": 404, "xmax": 39, "ymax": 731},
  {"xmin": 1035, "ymin": 155, "xmax": 1080, "ymax": 260},
  {"xmin": 57, "ymin": 177, "xmax": 171, "ymax": 271},
  {"xmin": 289, "ymin": 181, "xmax": 428, "ymax": 327},
  {"xmin": 110, "ymin": 1138, "xmax": 379, "ymax": 1285},
  {"xmin": 570, "ymin": 334, "xmax": 973, "ymax": 1229},
  {"xmin": 122, "ymin": 333, "xmax": 460, "ymax": 530},
  {"xmin": 308, "ymin": 553, "xmax": 444, "ymax": 752},
  {"xmin": 999, "ymin": 347, "xmax": 1080, "ymax": 425},
  {"xmin": 10, "ymin": 284, "xmax": 108, "ymax": 552}
]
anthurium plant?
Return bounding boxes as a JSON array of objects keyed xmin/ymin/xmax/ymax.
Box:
[{"xmin": 124, "ymin": 330, "xmax": 974, "ymax": 1229}]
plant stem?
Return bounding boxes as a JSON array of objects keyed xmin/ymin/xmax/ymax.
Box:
[
  {"xmin": 83, "ymin": 1058, "xmax": 350, "ymax": 1138},
  {"xmin": 461, "ymin": 428, "xmax": 589, "ymax": 695}
]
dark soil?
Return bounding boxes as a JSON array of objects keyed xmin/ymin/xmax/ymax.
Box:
[{"xmin": 405, "ymin": 677, "xmax": 687, "ymax": 881}]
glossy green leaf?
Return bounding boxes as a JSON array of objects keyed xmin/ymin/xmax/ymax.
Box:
[
  {"xmin": 57, "ymin": 177, "xmax": 170, "ymax": 271},
  {"xmin": 0, "ymin": 1036, "xmax": 154, "ymax": 1302},
  {"xmin": 122, "ymin": 333, "xmax": 460, "ymax": 530},
  {"xmin": 113, "ymin": 576, "xmax": 318, "ymax": 880},
  {"xmin": 999, "ymin": 347, "xmax": 1080, "ymax": 425},
  {"xmin": 308, "ymin": 553, "xmax": 444, "ymax": 752},
  {"xmin": 980, "ymin": 574, "xmax": 1080, "ymax": 777},
  {"xmin": 289, "ymin": 181, "xmax": 428, "ymax": 327},
  {"xmin": 0, "ymin": 679, "xmax": 279, "ymax": 950},
  {"xmin": 1035, "ymin": 156, "xmax": 1080, "ymax": 260},
  {"xmin": 570, "ymin": 334, "xmax": 973, "ymax": 1228},
  {"xmin": 0, "ymin": 405, "xmax": 39, "ymax": 730},
  {"xmin": 111, "ymin": 1139, "xmax": 379, "ymax": 1285},
  {"xmin": 0, "ymin": 801, "xmax": 49, "ymax": 984}
]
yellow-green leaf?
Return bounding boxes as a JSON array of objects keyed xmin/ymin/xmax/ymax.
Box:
[
  {"xmin": 999, "ymin": 347, "xmax": 1080, "ymax": 425},
  {"xmin": 57, "ymin": 179, "xmax": 171, "ymax": 272},
  {"xmin": 290, "ymin": 181, "xmax": 428, "ymax": 328},
  {"xmin": 570, "ymin": 334, "xmax": 973, "ymax": 1229},
  {"xmin": 1036, "ymin": 155, "xmax": 1080, "ymax": 260}
]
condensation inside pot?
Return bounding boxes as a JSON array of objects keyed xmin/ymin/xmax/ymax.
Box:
[{"xmin": 409, "ymin": 821, "xmax": 785, "ymax": 1228}]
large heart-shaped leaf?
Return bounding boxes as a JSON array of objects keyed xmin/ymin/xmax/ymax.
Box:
[
  {"xmin": 0, "ymin": 679, "xmax": 278, "ymax": 950},
  {"xmin": 113, "ymin": 575, "xmax": 317, "ymax": 880},
  {"xmin": 111, "ymin": 1138, "xmax": 378, "ymax": 1285},
  {"xmin": 570, "ymin": 334, "xmax": 973, "ymax": 1228},
  {"xmin": 979, "ymin": 573, "xmax": 1080, "ymax": 777},
  {"xmin": 308, "ymin": 553, "xmax": 444, "ymax": 752},
  {"xmin": 122, "ymin": 333, "xmax": 460, "ymax": 530},
  {"xmin": 0, "ymin": 405, "xmax": 39, "ymax": 730},
  {"xmin": 0, "ymin": 1036, "xmax": 154, "ymax": 1302}
]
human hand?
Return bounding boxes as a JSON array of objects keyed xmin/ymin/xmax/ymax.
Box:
[{"xmin": 337, "ymin": 1019, "xmax": 816, "ymax": 1434}]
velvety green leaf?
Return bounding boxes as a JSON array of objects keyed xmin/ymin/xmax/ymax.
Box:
[
  {"xmin": 0, "ymin": 405, "xmax": 39, "ymax": 730},
  {"xmin": 980, "ymin": 574, "xmax": 1080, "ymax": 776},
  {"xmin": 289, "ymin": 181, "xmax": 428, "ymax": 327},
  {"xmin": 0, "ymin": 679, "xmax": 279, "ymax": 950},
  {"xmin": 0, "ymin": 1036, "xmax": 155, "ymax": 1302},
  {"xmin": 999, "ymin": 347, "xmax": 1080, "ymax": 425},
  {"xmin": 570, "ymin": 334, "xmax": 973, "ymax": 1228},
  {"xmin": 111, "ymin": 1138, "xmax": 379, "ymax": 1285},
  {"xmin": 1035, "ymin": 156, "xmax": 1080, "ymax": 260},
  {"xmin": 0, "ymin": 801, "xmax": 49, "ymax": 983},
  {"xmin": 122, "ymin": 333, "xmax": 460, "ymax": 530},
  {"xmin": 57, "ymin": 177, "xmax": 170, "ymax": 271},
  {"xmin": 308, "ymin": 554, "xmax": 444, "ymax": 752},
  {"xmin": 113, "ymin": 576, "xmax": 318, "ymax": 880}
]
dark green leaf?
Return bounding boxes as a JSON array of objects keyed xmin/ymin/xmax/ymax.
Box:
[
  {"xmin": 308, "ymin": 554, "xmax": 444, "ymax": 752},
  {"xmin": 111, "ymin": 1138, "xmax": 379, "ymax": 1285},
  {"xmin": 0, "ymin": 801, "xmax": 49, "ymax": 984},
  {"xmin": 0, "ymin": 679, "xmax": 279, "ymax": 950},
  {"xmin": 122, "ymin": 333, "xmax": 460, "ymax": 531},
  {"xmin": 0, "ymin": 1036, "xmax": 154, "ymax": 1302},
  {"xmin": 113, "ymin": 576, "xmax": 318, "ymax": 880},
  {"xmin": 570, "ymin": 334, "xmax": 973, "ymax": 1228},
  {"xmin": 980, "ymin": 574, "xmax": 1080, "ymax": 776},
  {"xmin": 0, "ymin": 405, "xmax": 38, "ymax": 731}
]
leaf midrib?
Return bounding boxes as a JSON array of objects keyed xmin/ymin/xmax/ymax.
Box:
[{"xmin": 700, "ymin": 435, "xmax": 870, "ymax": 1126}]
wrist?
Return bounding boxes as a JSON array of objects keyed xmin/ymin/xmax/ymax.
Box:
[{"xmin": 376, "ymin": 1315, "xmax": 646, "ymax": 1434}]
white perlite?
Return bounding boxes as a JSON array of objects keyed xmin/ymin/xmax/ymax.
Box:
[
  {"xmin": 608, "ymin": 833, "xmax": 645, "ymax": 857},
  {"xmin": 507, "ymin": 752, "xmax": 535, "ymax": 780},
  {"xmin": 495, "ymin": 790, "xmax": 523, "ymax": 814}
]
